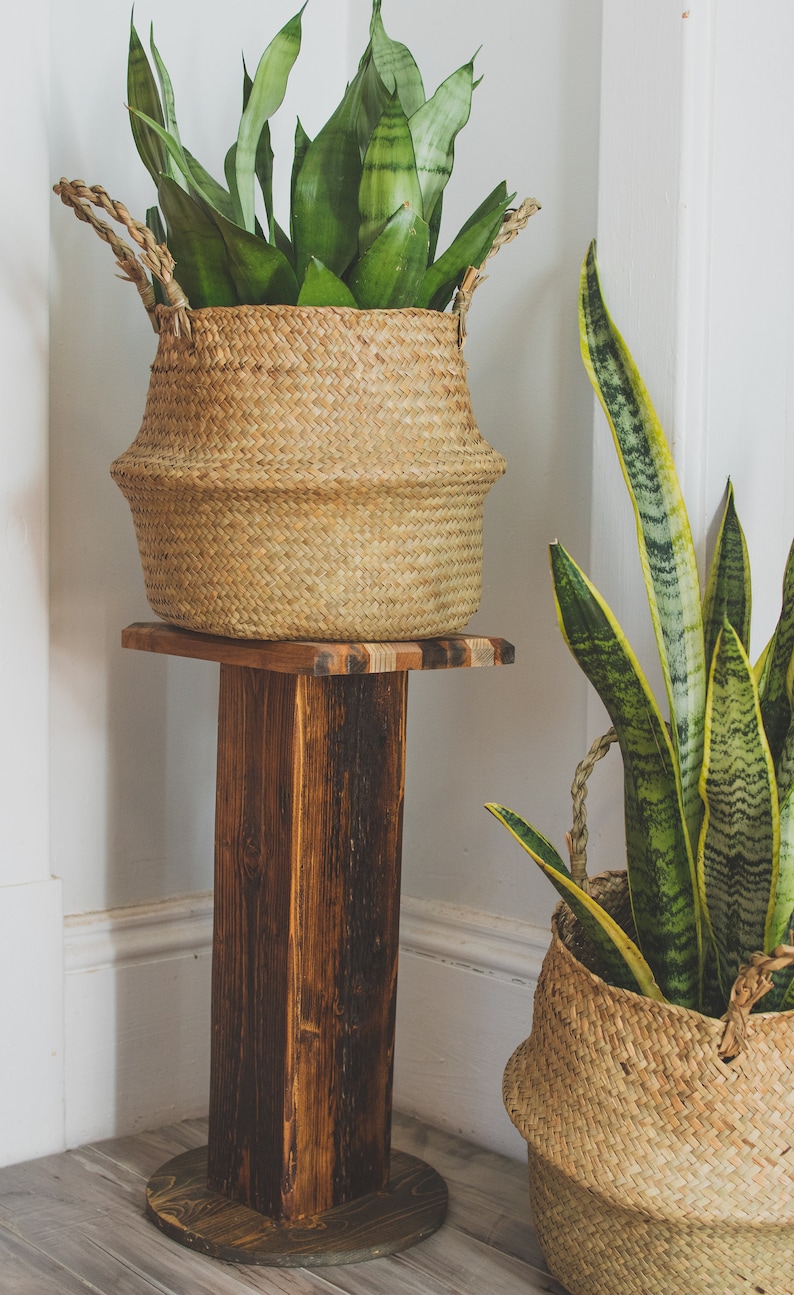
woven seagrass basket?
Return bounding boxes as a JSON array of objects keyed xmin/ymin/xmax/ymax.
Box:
[
  {"xmin": 54, "ymin": 180, "xmax": 540, "ymax": 641},
  {"xmin": 504, "ymin": 743, "xmax": 794, "ymax": 1295},
  {"xmin": 110, "ymin": 302, "xmax": 505, "ymax": 640}
]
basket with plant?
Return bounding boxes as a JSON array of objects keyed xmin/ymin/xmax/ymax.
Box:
[
  {"xmin": 487, "ymin": 243, "xmax": 794, "ymax": 1295},
  {"xmin": 54, "ymin": 1, "xmax": 537, "ymax": 640}
]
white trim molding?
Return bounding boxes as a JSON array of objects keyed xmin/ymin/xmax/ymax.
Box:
[
  {"xmin": 64, "ymin": 891, "xmax": 214, "ymax": 975},
  {"xmin": 62, "ymin": 891, "xmax": 546, "ymax": 1158},
  {"xmin": 399, "ymin": 895, "xmax": 548, "ymax": 987}
]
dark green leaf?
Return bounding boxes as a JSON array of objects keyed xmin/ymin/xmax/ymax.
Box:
[
  {"xmin": 209, "ymin": 208, "xmax": 298, "ymax": 305},
  {"xmin": 290, "ymin": 118, "xmax": 312, "ymax": 248},
  {"xmin": 292, "ymin": 83, "xmax": 363, "ymax": 282},
  {"xmin": 409, "ymin": 58, "xmax": 475, "ymax": 224},
  {"xmin": 417, "ymin": 189, "xmax": 512, "ymax": 311},
  {"xmin": 127, "ymin": 21, "xmax": 166, "ymax": 185},
  {"xmin": 348, "ymin": 202, "xmax": 429, "ymax": 309},
  {"xmin": 580, "ymin": 242, "xmax": 706, "ymax": 856},
  {"xmin": 235, "ymin": 7, "xmax": 304, "ymax": 233},
  {"xmin": 149, "ymin": 27, "xmax": 186, "ymax": 189},
  {"xmin": 550, "ymin": 542, "xmax": 701, "ymax": 1008},
  {"xmin": 485, "ymin": 805, "xmax": 664, "ymax": 999},
  {"xmin": 297, "ymin": 258, "xmax": 358, "ymax": 307},
  {"xmin": 158, "ymin": 175, "xmax": 237, "ymax": 308},
  {"xmin": 703, "ymin": 480, "xmax": 752, "ymax": 670},
  {"xmin": 273, "ymin": 219, "xmax": 294, "ymax": 268},
  {"xmin": 349, "ymin": 42, "xmax": 391, "ymax": 157},
  {"xmin": 697, "ymin": 623, "xmax": 778, "ymax": 999},
  {"xmin": 370, "ymin": 0, "xmax": 425, "ymax": 117},
  {"xmin": 145, "ymin": 206, "xmax": 167, "ymax": 306},
  {"xmin": 359, "ymin": 92, "xmax": 423, "ymax": 254},
  {"xmin": 224, "ymin": 143, "xmax": 245, "ymax": 227},
  {"xmin": 127, "ymin": 107, "xmax": 236, "ymax": 221},
  {"xmin": 427, "ymin": 192, "xmax": 443, "ymax": 264},
  {"xmin": 758, "ymin": 538, "xmax": 794, "ymax": 768},
  {"xmin": 183, "ymin": 149, "xmax": 236, "ymax": 222}
]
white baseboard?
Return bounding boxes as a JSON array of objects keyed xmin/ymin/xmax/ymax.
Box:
[{"xmin": 63, "ymin": 891, "xmax": 548, "ymax": 1159}]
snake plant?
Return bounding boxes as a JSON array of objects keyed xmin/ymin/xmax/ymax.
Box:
[
  {"xmin": 126, "ymin": 0, "xmax": 515, "ymax": 310},
  {"xmin": 487, "ymin": 243, "xmax": 794, "ymax": 1016}
]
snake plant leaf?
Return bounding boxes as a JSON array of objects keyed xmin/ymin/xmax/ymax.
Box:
[
  {"xmin": 157, "ymin": 174, "xmax": 237, "ymax": 308},
  {"xmin": 778, "ymin": 970, "xmax": 794, "ymax": 1010},
  {"xmin": 348, "ymin": 203, "xmax": 429, "ymax": 309},
  {"xmin": 297, "ymin": 257, "xmax": 358, "ymax": 307},
  {"xmin": 370, "ymin": 0, "xmax": 425, "ymax": 119},
  {"xmin": 580, "ymin": 243, "xmax": 706, "ymax": 857},
  {"xmin": 767, "ymin": 711, "xmax": 794, "ymax": 956},
  {"xmin": 757, "ymin": 538, "xmax": 794, "ymax": 769},
  {"xmin": 408, "ymin": 58, "xmax": 476, "ymax": 225},
  {"xmin": 697, "ymin": 622, "xmax": 779, "ymax": 1001},
  {"xmin": 148, "ymin": 27, "xmax": 186, "ymax": 190},
  {"xmin": 349, "ymin": 42, "xmax": 391, "ymax": 157},
  {"xmin": 223, "ymin": 144, "xmax": 244, "ymax": 228},
  {"xmin": 145, "ymin": 206, "xmax": 167, "ymax": 306},
  {"xmin": 417, "ymin": 187, "xmax": 513, "ymax": 312},
  {"xmin": 427, "ymin": 192, "xmax": 443, "ymax": 265},
  {"xmin": 485, "ymin": 805, "xmax": 665, "ymax": 1000},
  {"xmin": 551, "ymin": 542, "xmax": 701, "ymax": 1008},
  {"xmin": 273, "ymin": 220, "xmax": 295, "ymax": 269},
  {"xmin": 234, "ymin": 7, "xmax": 304, "ymax": 234},
  {"xmin": 182, "ymin": 149, "xmax": 237, "ymax": 222},
  {"xmin": 292, "ymin": 80, "xmax": 364, "ymax": 283},
  {"xmin": 769, "ymin": 787, "xmax": 794, "ymax": 954},
  {"xmin": 256, "ymin": 124, "xmax": 276, "ymax": 241},
  {"xmin": 127, "ymin": 108, "xmax": 236, "ymax": 222},
  {"xmin": 702, "ymin": 481, "xmax": 752, "ymax": 671},
  {"xmin": 289, "ymin": 118, "xmax": 311, "ymax": 248},
  {"xmin": 127, "ymin": 21, "xmax": 166, "ymax": 186},
  {"xmin": 209, "ymin": 208, "xmax": 298, "ymax": 305},
  {"xmin": 358, "ymin": 92, "xmax": 423, "ymax": 255}
]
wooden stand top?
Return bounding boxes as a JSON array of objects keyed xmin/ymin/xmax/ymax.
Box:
[{"xmin": 122, "ymin": 623, "xmax": 514, "ymax": 677}]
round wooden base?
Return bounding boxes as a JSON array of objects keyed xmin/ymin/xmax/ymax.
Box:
[{"xmin": 145, "ymin": 1146, "xmax": 448, "ymax": 1267}]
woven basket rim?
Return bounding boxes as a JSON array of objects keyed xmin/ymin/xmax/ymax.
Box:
[
  {"xmin": 551, "ymin": 868, "xmax": 794, "ymax": 1026},
  {"xmin": 153, "ymin": 302, "xmax": 458, "ymax": 323}
]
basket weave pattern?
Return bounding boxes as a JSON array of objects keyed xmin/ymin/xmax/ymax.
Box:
[
  {"xmin": 503, "ymin": 873, "xmax": 794, "ymax": 1295},
  {"xmin": 110, "ymin": 304, "xmax": 505, "ymax": 640}
]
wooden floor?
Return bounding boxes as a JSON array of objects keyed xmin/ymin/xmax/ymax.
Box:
[{"xmin": 0, "ymin": 1112, "xmax": 567, "ymax": 1294}]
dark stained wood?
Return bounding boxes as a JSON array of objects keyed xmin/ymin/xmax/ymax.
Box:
[
  {"xmin": 120, "ymin": 626, "xmax": 515, "ymax": 1261},
  {"xmin": 121, "ymin": 622, "xmax": 515, "ymax": 676},
  {"xmin": 207, "ymin": 667, "xmax": 407, "ymax": 1222},
  {"xmin": 146, "ymin": 1146, "xmax": 447, "ymax": 1267}
]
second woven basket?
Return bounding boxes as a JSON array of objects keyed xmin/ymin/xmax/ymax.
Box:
[
  {"xmin": 111, "ymin": 302, "xmax": 505, "ymax": 641},
  {"xmin": 504, "ymin": 871, "xmax": 794, "ymax": 1295}
]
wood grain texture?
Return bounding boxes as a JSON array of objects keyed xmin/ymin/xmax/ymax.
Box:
[
  {"xmin": 0, "ymin": 1113, "xmax": 567, "ymax": 1295},
  {"xmin": 121, "ymin": 623, "xmax": 515, "ymax": 676},
  {"xmin": 207, "ymin": 667, "xmax": 408, "ymax": 1222},
  {"xmin": 146, "ymin": 1146, "xmax": 447, "ymax": 1266}
]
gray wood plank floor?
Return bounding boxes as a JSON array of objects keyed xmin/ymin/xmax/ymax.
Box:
[{"xmin": 0, "ymin": 1113, "xmax": 568, "ymax": 1295}]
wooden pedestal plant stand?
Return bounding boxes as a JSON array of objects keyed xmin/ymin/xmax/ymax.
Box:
[{"xmin": 124, "ymin": 622, "xmax": 513, "ymax": 1267}]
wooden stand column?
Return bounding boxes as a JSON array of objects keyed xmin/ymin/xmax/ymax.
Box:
[{"xmin": 122, "ymin": 623, "xmax": 514, "ymax": 1267}]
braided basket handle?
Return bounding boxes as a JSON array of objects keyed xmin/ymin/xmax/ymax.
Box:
[
  {"xmin": 719, "ymin": 946, "xmax": 794, "ymax": 1060},
  {"xmin": 52, "ymin": 179, "xmax": 192, "ymax": 337},
  {"xmin": 564, "ymin": 728, "xmax": 618, "ymax": 893},
  {"xmin": 565, "ymin": 729, "xmax": 794, "ymax": 1061},
  {"xmin": 452, "ymin": 197, "xmax": 541, "ymax": 343}
]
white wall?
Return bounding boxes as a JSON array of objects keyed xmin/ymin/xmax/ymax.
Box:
[{"xmin": 0, "ymin": 0, "xmax": 64, "ymax": 1167}]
